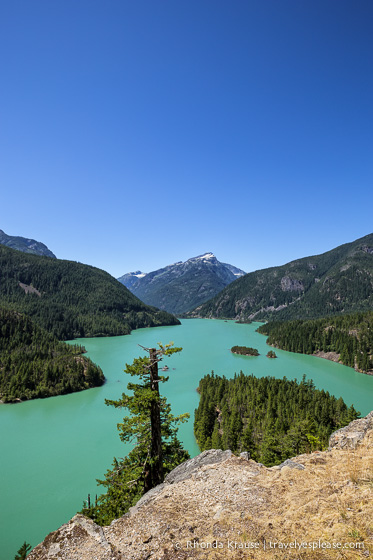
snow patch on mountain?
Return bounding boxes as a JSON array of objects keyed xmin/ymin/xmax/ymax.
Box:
[
  {"xmin": 117, "ymin": 253, "xmax": 246, "ymax": 315},
  {"xmin": 194, "ymin": 252, "xmax": 215, "ymax": 261}
]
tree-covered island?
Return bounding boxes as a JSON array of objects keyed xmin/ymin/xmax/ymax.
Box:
[{"xmin": 231, "ymin": 345, "xmax": 259, "ymax": 356}]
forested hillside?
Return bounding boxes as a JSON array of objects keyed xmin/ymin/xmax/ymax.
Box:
[
  {"xmin": 194, "ymin": 372, "xmax": 359, "ymax": 466},
  {"xmin": 0, "ymin": 245, "xmax": 180, "ymax": 339},
  {"xmin": 187, "ymin": 233, "xmax": 373, "ymax": 322},
  {"xmin": 0, "ymin": 309, "xmax": 105, "ymax": 402},
  {"xmin": 257, "ymin": 311, "xmax": 373, "ymax": 374}
]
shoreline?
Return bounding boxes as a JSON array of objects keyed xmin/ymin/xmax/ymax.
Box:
[
  {"xmin": 312, "ymin": 350, "xmax": 373, "ymax": 376},
  {"xmin": 258, "ymin": 326, "xmax": 373, "ymax": 376}
]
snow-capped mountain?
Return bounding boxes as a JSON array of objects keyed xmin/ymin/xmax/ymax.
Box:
[
  {"xmin": 117, "ymin": 271, "xmax": 147, "ymax": 291},
  {"xmin": 117, "ymin": 253, "xmax": 245, "ymax": 315}
]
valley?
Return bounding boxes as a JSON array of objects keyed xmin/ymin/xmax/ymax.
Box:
[
  {"xmin": 1, "ymin": 232, "xmax": 373, "ymax": 558},
  {"xmin": 1, "ymin": 319, "xmax": 373, "ymax": 557},
  {"xmin": 3, "ymin": 3, "xmax": 373, "ymax": 556}
]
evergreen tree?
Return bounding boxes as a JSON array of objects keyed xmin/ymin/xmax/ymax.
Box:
[
  {"xmin": 211, "ymin": 421, "xmax": 222, "ymax": 448},
  {"xmin": 14, "ymin": 542, "xmax": 32, "ymax": 560},
  {"xmin": 81, "ymin": 343, "xmax": 190, "ymax": 525},
  {"xmin": 259, "ymin": 423, "xmax": 282, "ymax": 466}
]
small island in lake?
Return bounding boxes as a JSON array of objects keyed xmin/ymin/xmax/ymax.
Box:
[
  {"xmin": 231, "ymin": 345, "xmax": 259, "ymax": 356},
  {"xmin": 266, "ymin": 350, "xmax": 277, "ymax": 358}
]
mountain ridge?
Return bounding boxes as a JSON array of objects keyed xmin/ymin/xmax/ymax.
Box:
[
  {"xmin": 118, "ymin": 252, "xmax": 246, "ymax": 315},
  {"xmin": 0, "ymin": 245, "xmax": 180, "ymax": 339},
  {"xmin": 187, "ymin": 233, "xmax": 373, "ymax": 321},
  {"xmin": 0, "ymin": 229, "xmax": 56, "ymax": 258}
]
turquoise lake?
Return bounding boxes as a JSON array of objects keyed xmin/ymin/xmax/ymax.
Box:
[{"xmin": 1, "ymin": 319, "xmax": 373, "ymax": 559}]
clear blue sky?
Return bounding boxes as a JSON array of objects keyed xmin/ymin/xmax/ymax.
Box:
[{"xmin": 1, "ymin": 0, "xmax": 372, "ymax": 277}]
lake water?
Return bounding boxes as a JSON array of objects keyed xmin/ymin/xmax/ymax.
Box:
[{"xmin": 1, "ymin": 319, "xmax": 372, "ymax": 559}]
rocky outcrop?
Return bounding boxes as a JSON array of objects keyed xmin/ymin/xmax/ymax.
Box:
[
  {"xmin": 34, "ymin": 515, "xmax": 114, "ymax": 559},
  {"xmin": 362, "ymin": 245, "xmax": 373, "ymax": 255},
  {"xmin": 328, "ymin": 411, "xmax": 373, "ymax": 449},
  {"xmin": 313, "ymin": 350, "xmax": 341, "ymax": 363},
  {"xmin": 18, "ymin": 282, "xmax": 42, "ymax": 297},
  {"xmin": 127, "ymin": 450, "xmax": 234, "ymax": 516},
  {"xmin": 280, "ymin": 276, "xmax": 304, "ymax": 292},
  {"xmin": 165, "ymin": 449, "xmax": 233, "ymax": 484},
  {"xmin": 29, "ymin": 412, "xmax": 373, "ymax": 559}
]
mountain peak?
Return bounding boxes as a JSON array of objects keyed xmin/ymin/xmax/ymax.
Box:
[
  {"xmin": 194, "ymin": 252, "xmax": 215, "ymax": 260},
  {"xmin": 188, "ymin": 232, "xmax": 373, "ymax": 321},
  {"xmin": 118, "ymin": 253, "xmax": 245, "ymax": 315},
  {"xmin": 0, "ymin": 229, "xmax": 56, "ymax": 258}
]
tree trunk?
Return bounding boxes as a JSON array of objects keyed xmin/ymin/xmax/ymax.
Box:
[{"xmin": 149, "ymin": 348, "xmax": 163, "ymax": 488}]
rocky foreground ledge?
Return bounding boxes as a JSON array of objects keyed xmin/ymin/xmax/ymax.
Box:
[{"xmin": 29, "ymin": 413, "xmax": 373, "ymax": 560}]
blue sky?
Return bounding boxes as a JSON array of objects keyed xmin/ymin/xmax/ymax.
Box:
[{"xmin": 1, "ymin": 0, "xmax": 372, "ymax": 277}]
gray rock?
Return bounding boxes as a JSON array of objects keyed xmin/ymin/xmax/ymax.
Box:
[
  {"xmin": 240, "ymin": 452, "xmax": 250, "ymax": 460},
  {"xmin": 278, "ymin": 459, "xmax": 305, "ymax": 470},
  {"xmin": 126, "ymin": 450, "xmax": 233, "ymax": 516},
  {"xmin": 29, "ymin": 515, "xmax": 113, "ymax": 560},
  {"xmin": 127, "ymin": 483, "xmax": 167, "ymax": 516},
  {"xmin": 165, "ymin": 449, "xmax": 233, "ymax": 484},
  {"xmin": 329, "ymin": 411, "xmax": 373, "ymax": 449},
  {"xmin": 280, "ymin": 276, "xmax": 304, "ymax": 292}
]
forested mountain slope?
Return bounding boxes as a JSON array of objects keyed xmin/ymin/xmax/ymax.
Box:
[
  {"xmin": 0, "ymin": 309, "xmax": 104, "ymax": 402},
  {"xmin": 0, "ymin": 245, "xmax": 180, "ymax": 340},
  {"xmin": 257, "ymin": 311, "xmax": 373, "ymax": 374},
  {"xmin": 187, "ymin": 233, "xmax": 373, "ymax": 321},
  {"xmin": 0, "ymin": 228, "xmax": 56, "ymax": 258}
]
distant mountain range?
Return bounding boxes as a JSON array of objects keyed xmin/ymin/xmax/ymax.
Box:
[
  {"xmin": 0, "ymin": 245, "xmax": 179, "ymax": 339},
  {"xmin": 0, "ymin": 229, "xmax": 56, "ymax": 258},
  {"xmin": 118, "ymin": 253, "xmax": 246, "ymax": 315},
  {"xmin": 186, "ymin": 233, "xmax": 373, "ymax": 321}
]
